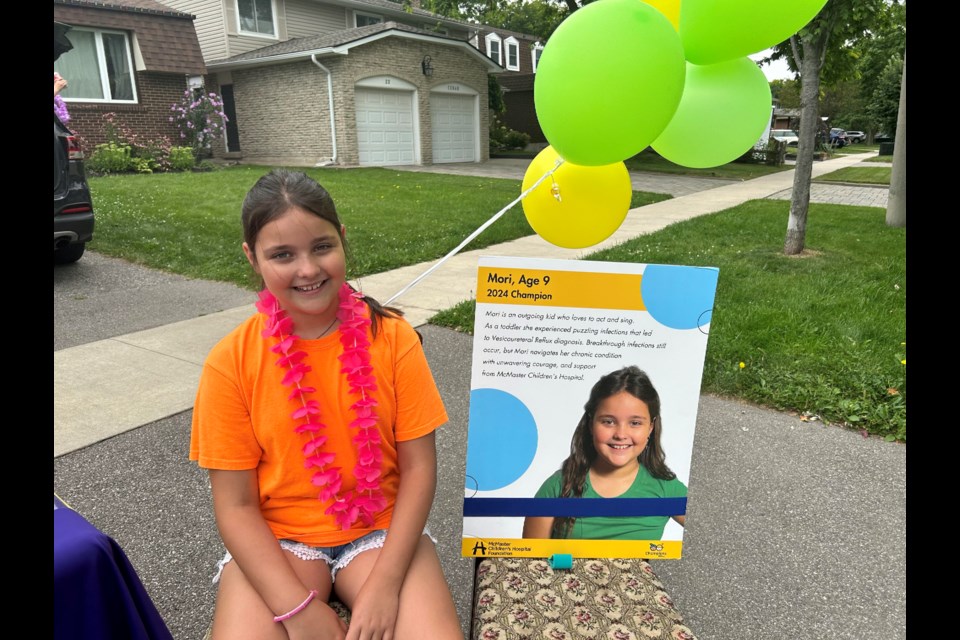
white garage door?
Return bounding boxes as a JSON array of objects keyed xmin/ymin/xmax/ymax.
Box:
[
  {"xmin": 431, "ymin": 92, "xmax": 477, "ymax": 163},
  {"xmin": 355, "ymin": 88, "xmax": 416, "ymax": 166}
]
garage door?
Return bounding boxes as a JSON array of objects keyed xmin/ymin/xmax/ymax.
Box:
[
  {"xmin": 431, "ymin": 92, "xmax": 477, "ymax": 163},
  {"xmin": 356, "ymin": 88, "xmax": 416, "ymax": 166}
]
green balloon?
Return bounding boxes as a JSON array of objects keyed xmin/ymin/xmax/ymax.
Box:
[
  {"xmin": 652, "ymin": 57, "xmax": 772, "ymax": 169},
  {"xmin": 680, "ymin": 0, "xmax": 829, "ymax": 65},
  {"xmin": 534, "ymin": 0, "xmax": 686, "ymax": 166}
]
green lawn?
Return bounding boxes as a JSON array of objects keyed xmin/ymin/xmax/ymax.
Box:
[
  {"xmin": 432, "ymin": 199, "xmax": 906, "ymax": 441},
  {"xmin": 815, "ymin": 166, "xmax": 891, "ymax": 185},
  {"xmin": 87, "ymin": 166, "xmax": 669, "ymax": 288},
  {"xmin": 88, "ymin": 165, "xmax": 905, "ymax": 441},
  {"xmin": 624, "ymin": 148, "xmax": 790, "ymax": 180}
]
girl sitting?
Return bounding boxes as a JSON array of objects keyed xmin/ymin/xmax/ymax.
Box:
[{"xmin": 190, "ymin": 169, "xmax": 462, "ymax": 640}]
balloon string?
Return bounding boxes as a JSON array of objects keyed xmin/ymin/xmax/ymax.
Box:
[{"xmin": 383, "ymin": 157, "xmax": 565, "ymax": 306}]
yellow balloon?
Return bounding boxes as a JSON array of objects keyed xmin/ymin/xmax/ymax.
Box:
[
  {"xmin": 521, "ymin": 146, "xmax": 632, "ymax": 249},
  {"xmin": 642, "ymin": 0, "xmax": 680, "ymax": 30}
]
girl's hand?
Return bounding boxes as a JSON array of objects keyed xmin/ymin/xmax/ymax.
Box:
[
  {"xmin": 345, "ymin": 580, "xmax": 400, "ymax": 640},
  {"xmin": 283, "ymin": 599, "xmax": 348, "ymax": 640}
]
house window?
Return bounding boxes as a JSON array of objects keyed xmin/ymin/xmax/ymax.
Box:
[
  {"xmin": 485, "ymin": 33, "xmax": 502, "ymax": 66},
  {"xmin": 532, "ymin": 42, "xmax": 544, "ymax": 73},
  {"xmin": 504, "ymin": 37, "xmax": 519, "ymax": 71},
  {"xmin": 55, "ymin": 28, "xmax": 136, "ymax": 103},
  {"xmin": 238, "ymin": 0, "xmax": 276, "ymax": 37},
  {"xmin": 355, "ymin": 12, "xmax": 383, "ymax": 27}
]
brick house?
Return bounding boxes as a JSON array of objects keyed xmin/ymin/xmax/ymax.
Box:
[
  {"xmin": 158, "ymin": 0, "xmax": 503, "ymax": 166},
  {"xmin": 53, "ymin": 0, "xmax": 207, "ymax": 150}
]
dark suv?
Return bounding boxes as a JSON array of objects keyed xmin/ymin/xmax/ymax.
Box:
[{"xmin": 54, "ymin": 22, "xmax": 94, "ymax": 264}]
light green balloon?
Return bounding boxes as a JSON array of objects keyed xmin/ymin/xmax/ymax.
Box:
[
  {"xmin": 652, "ymin": 57, "xmax": 772, "ymax": 169},
  {"xmin": 534, "ymin": 0, "xmax": 686, "ymax": 166},
  {"xmin": 680, "ymin": 0, "xmax": 829, "ymax": 65}
]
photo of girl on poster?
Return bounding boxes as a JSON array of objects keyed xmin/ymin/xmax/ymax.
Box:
[{"xmin": 522, "ymin": 366, "xmax": 686, "ymax": 541}]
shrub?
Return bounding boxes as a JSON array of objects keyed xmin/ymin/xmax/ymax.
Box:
[
  {"xmin": 489, "ymin": 116, "xmax": 531, "ymax": 151},
  {"xmin": 170, "ymin": 90, "xmax": 228, "ymax": 162},
  {"xmin": 88, "ymin": 142, "xmax": 135, "ymax": 175},
  {"xmin": 98, "ymin": 112, "xmax": 175, "ymax": 173},
  {"xmin": 168, "ymin": 146, "xmax": 196, "ymax": 172}
]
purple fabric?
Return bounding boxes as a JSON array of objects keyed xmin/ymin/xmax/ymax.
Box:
[
  {"xmin": 54, "ymin": 502, "xmax": 173, "ymax": 640},
  {"xmin": 54, "ymin": 95, "xmax": 70, "ymax": 123}
]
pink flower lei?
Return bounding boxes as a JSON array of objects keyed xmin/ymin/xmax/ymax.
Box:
[{"xmin": 255, "ymin": 283, "xmax": 386, "ymax": 530}]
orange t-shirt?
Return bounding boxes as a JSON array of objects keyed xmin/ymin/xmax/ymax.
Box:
[{"xmin": 189, "ymin": 311, "xmax": 448, "ymax": 546}]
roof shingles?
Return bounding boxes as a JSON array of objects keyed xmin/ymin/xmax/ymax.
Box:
[{"xmin": 54, "ymin": 1, "xmax": 205, "ymax": 74}]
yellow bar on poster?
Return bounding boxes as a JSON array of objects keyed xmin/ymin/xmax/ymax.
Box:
[
  {"xmin": 461, "ymin": 538, "xmax": 681, "ymax": 560},
  {"xmin": 477, "ymin": 267, "xmax": 645, "ymax": 311}
]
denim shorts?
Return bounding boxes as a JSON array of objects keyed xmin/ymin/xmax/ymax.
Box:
[{"xmin": 213, "ymin": 527, "xmax": 436, "ymax": 583}]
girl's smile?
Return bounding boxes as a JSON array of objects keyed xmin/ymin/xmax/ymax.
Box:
[
  {"xmin": 590, "ymin": 390, "xmax": 654, "ymax": 472},
  {"xmin": 243, "ymin": 206, "xmax": 347, "ymax": 338}
]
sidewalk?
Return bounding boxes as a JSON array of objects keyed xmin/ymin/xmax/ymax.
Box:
[{"xmin": 52, "ymin": 152, "xmax": 883, "ymax": 457}]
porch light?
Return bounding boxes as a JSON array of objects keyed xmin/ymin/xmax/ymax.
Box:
[{"xmin": 421, "ymin": 56, "xmax": 434, "ymax": 76}]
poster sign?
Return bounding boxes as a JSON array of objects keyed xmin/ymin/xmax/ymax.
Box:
[{"xmin": 461, "ymin": 256, "xmax": 718, "ymax": 559}]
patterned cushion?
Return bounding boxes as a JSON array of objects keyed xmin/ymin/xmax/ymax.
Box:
[{"xmin": 471, "ymin": 557, "xmax": 696, "ymax": 640}]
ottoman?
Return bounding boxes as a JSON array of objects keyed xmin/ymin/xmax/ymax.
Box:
[{"xmin": 471, "ymin": 557, "xmax": 696, "ymax": 640}]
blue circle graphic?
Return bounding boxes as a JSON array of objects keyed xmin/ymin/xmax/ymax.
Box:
[
  {"xmin": 641, "ymin": 265, "xmax": 719, "ymax": 330},
  {"xmin": 466, "ymin": 388, "xmax": 538, "ymax": 491}
]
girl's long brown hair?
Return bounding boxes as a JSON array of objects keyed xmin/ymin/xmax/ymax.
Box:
[{"xmin": 551, "ymin": 366, "xmax": 676, "ymax": 538}]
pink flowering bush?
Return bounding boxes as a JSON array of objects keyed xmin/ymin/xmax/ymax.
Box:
[
  {"xmin": 170, "ymin": 89, "xmax": 228, "ymax": 163},
  {"xmin": 87, "ymin": 112, "xmax": 195, "ymax": 174}
]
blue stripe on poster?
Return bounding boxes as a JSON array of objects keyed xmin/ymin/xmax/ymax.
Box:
[{"xmin": 463, "ymin": 497, "xmax": 687, "ymax": 517}]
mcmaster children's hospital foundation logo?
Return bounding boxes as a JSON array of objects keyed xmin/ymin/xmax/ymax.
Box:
[{"xmin": 472, "ymin": 541, "xmax": 488, "ymax": 556}]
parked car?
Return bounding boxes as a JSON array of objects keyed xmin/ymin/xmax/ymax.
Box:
[
  {"xmin": 54, "ymin": 22, "xmax": 94, "ymax": 264},
  {"xmin": 828, "ymin": 128, "xmax": 847, "ymax": 148},
  {"xmin": 769, "ymin": 129, "xmax": 799, "ymax": 146},
  {"xmin": 845, "ymin": 130, "xmax": 866, "ymax": 143}
]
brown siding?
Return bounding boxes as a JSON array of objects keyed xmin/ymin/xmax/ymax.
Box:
[{"xmin": 498, "ymin": 74, "xmax": 543, "ymax": 143}]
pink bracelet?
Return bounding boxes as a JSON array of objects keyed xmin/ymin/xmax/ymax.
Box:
[{"xmin": 273, "ymin": 589, "xmax": 319, "ymax": 623}]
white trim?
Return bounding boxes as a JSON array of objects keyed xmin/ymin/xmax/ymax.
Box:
[
  {"xmin": 504, "ymin": 36, "xmax": 519, "ymax": 71},
  {"xmin": 485, "ymin": 32, "xmax": 502, "ymax": 66},
  {"xmin": 58, "ymin": 27, "xmax": 138, "ymax": 104},
  {"xmin": 236, "ymin": 0, "xmax": 278, "ymax": 39},
  {"xmin": 354, "ymin": 11, "xmax": 383, "ymax": 27},
  {"xmin": 531, "ymin": 42, "xmax": 544, "ymax": 73},
  {"xmin": 208, "ymin": 29, "xmax": 503, "ymax": 72},
  {"xmin": 310, "ymin": 55, "xmax": 338, "ymax": 165}
]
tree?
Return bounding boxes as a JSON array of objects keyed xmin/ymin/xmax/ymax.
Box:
[
  {"xmin": 770, "ymin": 0, "xmax": 891, "ymax": 255},
  {"xmin": 770, "ymin": 78, "xmax": 801, "ymax": 110},
  {"xmin": 867, "ymin": 53, "xmax": 903, "ymax": 136},
  {"xmin": 421, "ymin": 0, "xmax": 567, "ymax": 38},
  {"xmin": 484, "ymin": 0, "xmax": 566, "ymax": 39},
  {"xmin": 885, "ymin": 50, "xmax": 905, "ymax": 227}
]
